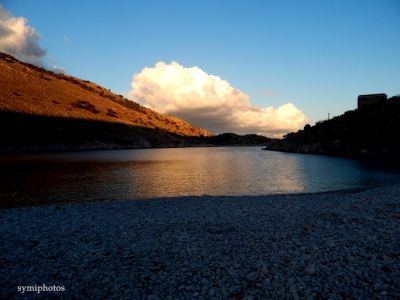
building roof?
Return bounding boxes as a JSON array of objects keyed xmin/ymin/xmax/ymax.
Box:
[{"xmin": 358, "ymin": 93, "xmax": 387, "ymax": 97}]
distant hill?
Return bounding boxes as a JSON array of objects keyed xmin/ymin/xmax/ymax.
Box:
[
  {"xmin": 265, "ymin": 97, "xmax": 400, "ymax": 161},
  {"xmin": 204, "ymin": 133, "xmax": 274, "ymax": 146},
  {"xmin": 0, "ymin": 53, "xmax": 272, "ymax": 152}
]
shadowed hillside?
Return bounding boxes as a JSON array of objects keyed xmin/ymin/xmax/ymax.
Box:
[
  {"xmin": 0, "ymin": 111, "xmax": 197, "ymax": 152},
  {"xmin": 265, "ymin": 97, "xmax": 400, "ymax": 161}
]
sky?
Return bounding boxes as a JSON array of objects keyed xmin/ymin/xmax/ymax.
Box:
[{"xmin": 1, "ymin": 0, "xmax": 399, "ymax": 136}]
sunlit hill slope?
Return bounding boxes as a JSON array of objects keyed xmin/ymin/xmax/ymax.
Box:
[
  {"xmin": 0, "ymin": 53, "xmax": 212, "ymax": 136},
  {"xmin": 0, "ymin": 53, "xmax": 272, "ymax": 151}
]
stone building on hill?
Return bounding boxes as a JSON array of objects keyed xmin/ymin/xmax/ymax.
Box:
[{"xmin": 357, "ymin": 93, "xmax": 387, "ymax": 109}]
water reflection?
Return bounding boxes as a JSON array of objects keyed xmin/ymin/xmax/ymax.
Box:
[{"xmin": 0, "ymin": 147, "xmax": 399, "ymax": 207}]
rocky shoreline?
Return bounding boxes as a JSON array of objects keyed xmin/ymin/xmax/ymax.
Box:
[{"xmin": 1, "ymin": 185, "xmax": 400, "ymax": 299}]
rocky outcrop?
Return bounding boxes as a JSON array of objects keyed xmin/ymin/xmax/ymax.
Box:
[{"xmin": 265, "ymin": 97, "xmax": 400, "ymax": 161}]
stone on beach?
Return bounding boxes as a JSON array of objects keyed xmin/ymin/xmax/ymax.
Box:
[{"xmin": 1, "ymin": 184, "xmax": 400, "ymax": 299}]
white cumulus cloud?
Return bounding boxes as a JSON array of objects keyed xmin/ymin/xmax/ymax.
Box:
[
  {"xmin": 0, "ymin": 5, "xmax": 47, "ymax": 67},
  {"xmin": 129, "ymin": 61, "xmax": 308, "ymax": 137}
]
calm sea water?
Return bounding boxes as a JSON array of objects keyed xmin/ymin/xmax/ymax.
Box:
[{"xmin": 1, "ymin": 147, "xmax": 400, "ymax": 206}]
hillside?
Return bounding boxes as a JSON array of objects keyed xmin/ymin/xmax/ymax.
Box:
[
  {"xmin": 0, "ymin": 52, "xmax": 212, "ymax": 137},
  {"xmin": 0, "ymin": 53, "xmax": 272, "ymax": 151},
  {"xmin": 265, "ymin": 97, "xmax": 400, "ymax": 161}
]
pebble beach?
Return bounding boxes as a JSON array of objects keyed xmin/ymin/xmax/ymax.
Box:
[{"xmin": 1, "ymin": 184, "xmax": 400, "ymax": 299}]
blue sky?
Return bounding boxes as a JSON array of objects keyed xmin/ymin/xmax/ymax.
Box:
[{"xmin": 3, "ymin": 0, "xmax": 400, "ymax": 124}]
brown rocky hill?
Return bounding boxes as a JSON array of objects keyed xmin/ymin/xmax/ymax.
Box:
[
  {"xmin": 0, "ymin": 53, "xmax": 272, "ymax": 152},
  {"xmin": 0, "ymin": 52, "xmax": 211, "ymax": 137}
]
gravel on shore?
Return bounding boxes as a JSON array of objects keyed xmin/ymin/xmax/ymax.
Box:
[{"xmin": 1, "ymin": 185, "xmax": 400, "ymax": 299}]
